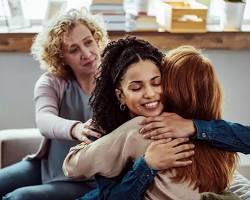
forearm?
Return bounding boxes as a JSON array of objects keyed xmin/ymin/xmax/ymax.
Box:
[
  {"xmin": 63, "ymin": 116, "xmax": 149, "ymax": 179},
  {"xmin": 63, "ymin": 140, "xmax": 123, "ymax": 179},
  {"xmin": 36, "ymin": 111, "xmax": 79, "ymax": 140},
  {"xmin": 194, "ymin": 120, "xmax": 250, "ymax": 154},
  {"xmin": 34, "ymin": 73, "xmax": 78, "ymax": 140}
]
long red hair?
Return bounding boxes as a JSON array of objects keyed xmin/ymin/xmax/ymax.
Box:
[{"xmin": 163, "ymin": 46, "xmax": 238, "ymax": 193}]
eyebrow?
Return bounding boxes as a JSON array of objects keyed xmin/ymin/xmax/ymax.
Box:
[
  {"xmin": 129, "ymin": 75, "xmax": 161, "ymax": 85},
  {"xmin": 82, "ymin": 35, "xmax": 92, "ymax": 41},
  {"xmin": 66, "ymin": 35, "xmax": 92, "ymax": 49}
]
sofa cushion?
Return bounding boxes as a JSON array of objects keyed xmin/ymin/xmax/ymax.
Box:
[{"xmin": 0, "ymin": 129, "xmax": 42, "ymax": 168}]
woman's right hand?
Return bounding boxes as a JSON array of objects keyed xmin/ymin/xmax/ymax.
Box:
[
  {"xmin": 71, "ymin": 119, "xmax": 102, "ymax": 143},
  {"xmin": 144, "ymin": 138, "xmax": 194, "ymax": 170}
]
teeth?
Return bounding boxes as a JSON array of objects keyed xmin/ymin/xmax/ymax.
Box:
[{"xmin": 144, "ymin": 101, "xmax": 158, "ymax": 109}]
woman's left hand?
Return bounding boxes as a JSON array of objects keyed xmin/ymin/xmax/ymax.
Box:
[
  {"xmin": 144, "ymin": 138, "xmax": 195, "ymax": 170},
  {"xmin": 139, "ymin": 112, "xmax": 196, "ymax": 140}
]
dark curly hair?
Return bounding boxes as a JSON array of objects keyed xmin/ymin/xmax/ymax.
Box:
[{"xmin": 90, "ymin": 36, "xmax": 164, "ymax": 134}]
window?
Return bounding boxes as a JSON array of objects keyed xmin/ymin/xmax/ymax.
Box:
[
  {"xmin": 22, "ymin": 0, "xmax": 92, "ymax": 23},
  {"xmin": 1, "ymin": 0, "xmax": 250, "ymax": 27},
  {"xmin": 0, "ymin": 0, "xmax": 92, "ymax": 25},
  {"xmin": 208, "ymin": 0, "xmax": 250, "ymax": 24}
]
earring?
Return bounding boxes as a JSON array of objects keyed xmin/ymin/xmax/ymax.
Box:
[{"xmin": 119, "ymin": 103, "xmax": 126, "ymax": 111}]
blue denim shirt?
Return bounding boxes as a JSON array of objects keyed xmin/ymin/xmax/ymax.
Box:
[
  {"xmin": 79, "ymin": 157, "xmax": 156, "ymax": 200},
  {"xmin": 79, "ymin": 119, "xmax": 250, "ymax": 200},
  {"xmin": 194, "ymin": 120, "xmax": 250, "ymax": 154}
]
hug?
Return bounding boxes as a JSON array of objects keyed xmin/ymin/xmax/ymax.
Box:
[{"xmin": 0, "ymin": 8, "xmax": 249, "ymax": 200}]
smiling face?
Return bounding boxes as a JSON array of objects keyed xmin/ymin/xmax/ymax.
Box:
[
  {"xmin": 116, "ymin": 59, "xmax": 164, "ymax": 117},
  {"xmin": 62, "ymin": 23, "xmax": 100, "ymax": 79}
]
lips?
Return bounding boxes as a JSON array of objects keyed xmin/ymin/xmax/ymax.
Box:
[{"xmin": 81, "ymin": 56, "xmax": 96, "ymax": 66}]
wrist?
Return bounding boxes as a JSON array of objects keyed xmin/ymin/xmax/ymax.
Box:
[
  {"xmin": 141, "ymin": 156, "xmax": 158, "ymax": 172},
  {"xmin": 144, "ymin": 154, "xmax": 156, "ymax": 170},
  {"xmin": 70, "ymin": 122, "xmax": 81, "ymax": 140},
  {"xmin": 191, "ymin": 120, "xmax": 199, "ymax": 139}
]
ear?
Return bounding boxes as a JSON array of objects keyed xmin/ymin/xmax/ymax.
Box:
[{"xmin": 115, "ymin": 89, "xmax": 125, "ymax": 105}]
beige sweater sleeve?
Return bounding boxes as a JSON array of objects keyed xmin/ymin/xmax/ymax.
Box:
[{"xmin": 63, "ymin": 116, "xmax": 151, "ymax": 179}]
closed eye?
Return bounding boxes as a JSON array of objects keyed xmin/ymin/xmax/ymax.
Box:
[
  {"xmin": 131, "ymin": 87, "xmax": 141, "ymax": 91},
  {"xmin": 152, "ymin": 77, "xmax": 161, "ymax": 86},
  {"xmin": 68, "ymin": 47, "xmax": 79, "ymax": 54},
  {"xmin": 85, "ymin": 39, "xmax": 93, "ymax": 46},
  {"xmin": 129, "ymin": 84, "xmax": 142, "ymax": 91}
]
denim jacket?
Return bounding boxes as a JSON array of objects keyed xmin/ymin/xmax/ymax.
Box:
[
  {"xmin": 80, "ymin": 157, "xmax": 155, "ymax": 200},
  {"xmin": 193, "ymin": 120, "xmax": 250, "ymax": 154},
  {"xmin": 79, "ymin": 119, "xmax": 250, "ymax": 200}
]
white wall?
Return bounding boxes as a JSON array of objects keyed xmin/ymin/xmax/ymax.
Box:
[
  {"xmin": 205, "ymin": 50, "xmax": 250, "ymax": 167},
  {"xmin": 0, "ymin": 50, "xmax": 249, "ymax": 165},
  {"xmin": 0, "ymin": 53, "xmax": 42, "ymax": 129},
  {"xmin": 206, "ymin": 50, "xmax": 250, "ymax": 126}
]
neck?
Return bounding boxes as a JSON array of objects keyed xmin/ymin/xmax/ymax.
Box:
[{"xmin": 75, "ymin": 74, "xmax": 96, "ymax": 96}]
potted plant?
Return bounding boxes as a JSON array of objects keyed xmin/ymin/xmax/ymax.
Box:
[{"xmin": 222, "ymin": 0, "xmax": 246, "ymax": 30}]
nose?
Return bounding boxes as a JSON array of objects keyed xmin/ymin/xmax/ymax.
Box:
[
  {"xmin": 80, "ymin": 46, "xmax": 91, "ymax": 59},
  {"xmin": 144, "ymin": 85, "xmax": 156, "ymax": 99}
]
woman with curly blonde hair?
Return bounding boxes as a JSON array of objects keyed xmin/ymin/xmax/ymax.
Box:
[{"xmin": 0, "ymin": 8, "xmax": 108, "ymax": 200}]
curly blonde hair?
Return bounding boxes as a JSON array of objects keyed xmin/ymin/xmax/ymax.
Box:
[{"xmin": 31, "ymin": 8, "xmax": 109, "ymax": 79}]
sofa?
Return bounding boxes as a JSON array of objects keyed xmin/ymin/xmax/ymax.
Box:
[
  {"xmin": 0, "ymin": 128, "xmax": 249, "ymax": 180},
  {"xmin": 0, "ymin": 128, "xmax": 42, "ymax": 168}
]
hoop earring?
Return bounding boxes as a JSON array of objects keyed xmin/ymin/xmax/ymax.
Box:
[{"xmin": 119, "ymin": 103, "xmax": 126, "ymax": 111}]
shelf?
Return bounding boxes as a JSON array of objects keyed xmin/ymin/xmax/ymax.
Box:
[{"xmin": 1, "ymin": 25, "xmax": 250, "ymax": 52}]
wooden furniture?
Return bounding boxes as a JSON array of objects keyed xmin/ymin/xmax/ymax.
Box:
[
  {"xmin": 157, "ymin": 0, "xmax": 208, "ymax": 33},
  {"xmin": 1, "ymin": 26, "xmax": 250, "ymax": 52}
]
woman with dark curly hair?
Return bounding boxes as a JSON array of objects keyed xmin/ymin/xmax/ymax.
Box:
[{"xmin": 90, "ymin": 37, "xmax": 165, "ymax": 133}]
